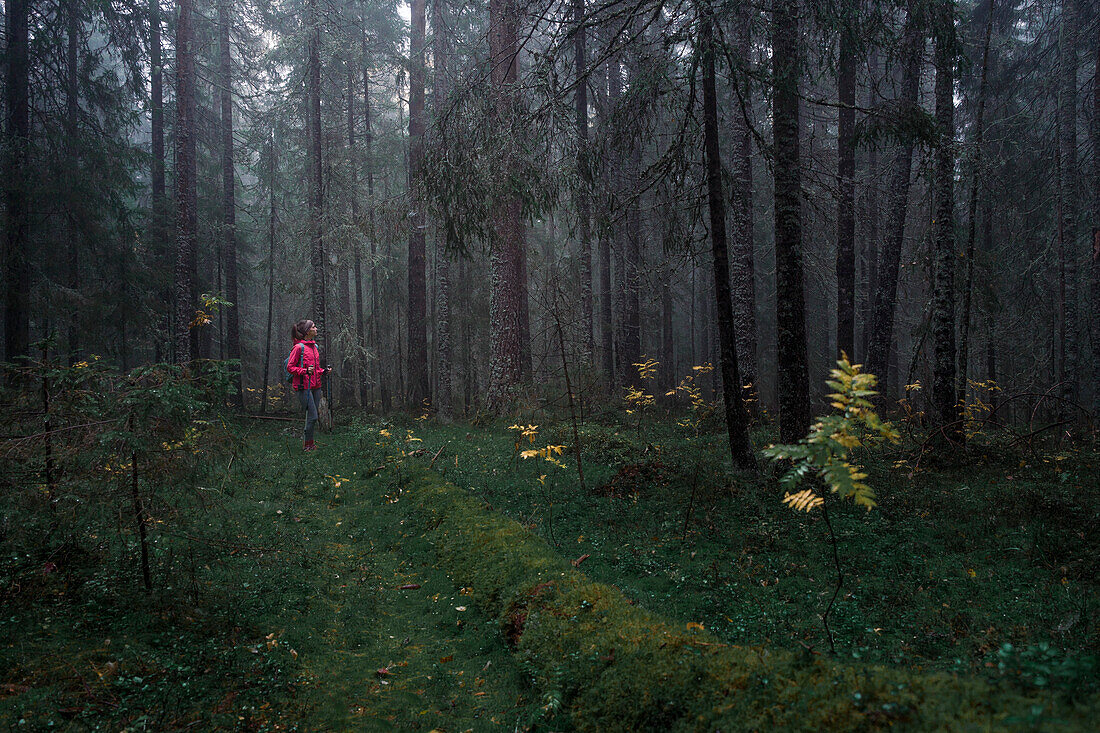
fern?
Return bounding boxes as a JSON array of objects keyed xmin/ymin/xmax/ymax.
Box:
[{"xmin": 764, "ymin": 355, "xmax": 898, "ymax": 512}]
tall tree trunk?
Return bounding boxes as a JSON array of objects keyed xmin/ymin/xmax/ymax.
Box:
[
  {"xmin": 867, "ymin": 1, "xmax": 922, "ymax": 394},
  {"xmin": 729, "ymin": 2, "xmax": 756, "ymax": 388},
  {"xmin": 150, "ymin": 0, "xmax": 168, "ymax": 362},
  {"xmin": 1057, "ymin": 0, "xmax": 1079, "ymax": 406},
  {"xmin": 486, "ymin": 0, "xmax": 527, "ymax": 410},
  {"xmin": 307, "ymin": 0, "xmax": 328, "ymax": 381},
  {"xmin": 4, "ymin": 0, "xmax": 31, "ymax": 363},
  {"xmin": 772, "ymin": 0, "xmax": 810, "ymax": 442},
  {"xmin": 365, "ymin": 65, "xmax": 385, "ymax": 412},
  {"xmin": 621, "ymin": 30, "xmax": 642, "ymax": 381},
  {"xmin": 859, "ymin": 48, "xmax": 880, "ymax": 362},
  {"xmin": 433, "ymin": 0, "xmax": 453, "ymax": 418},
  {"xmin": 595, "ymin": 55, "xmax": 614, "ymax": 386},
  {"xmin": 835, "ymin": 6, "xmax": 857, "ymax": 359},
  {"xmin": 701, "ymin": 0, "xmax": 754, "ymax": 469},
  {"xmin": 957, "ymin": 0, "xmax": 993, "ymax": 411},
  {"xmin": 407, "ymin": 0, "xmax": 430, "ymax": 407},
  {"xmin": 261, "ymin": 133, "xmax": 276, "ymax": 414},
  {"xmin": 347, "ymin": 63, "xmax": 360, "ymax": 407},
  {"xmin": 1092, "ymin": 19, "xmax": 1100, "ymax": 415},
  {"xmin": 661, "ymin": 253, "xmax": 674, "ymax": 393},
  {"xmin": 347, "ymin": 60, "xmax": 368, "ymax": 410},
  {"xmin": 931, "ymin": 0, "xmax": 958, "ymax": 436},
  {"xmin": 67, "ymin": 3, "xmax": 82, "ymax": 364},
  {"xmin": 608, "ymin": 54, "xmax": 626, "ymax": 386},
  {"xmin": 575, "ymin": 0, "xmax": 594, "ymax": 362},
  {"xmin": 173, "ymin": 0, "xmax": 198, "ymax": 364},
  {"xmin": 219, "ymin": 0, "xmax": 242, "ymax": 407}
]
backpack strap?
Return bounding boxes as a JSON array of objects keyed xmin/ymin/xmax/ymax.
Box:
[{"xmin": 293, "ymin": 343, "xmax": 306, "ymax": 390}]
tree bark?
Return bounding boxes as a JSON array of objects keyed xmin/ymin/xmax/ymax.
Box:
[
  {"xmin": 433, "ymin": 0, "xmax": 453, "ymax": 418},
  {"xmin": 486, "ymin": 0, "xmax": 527, "ymax": 410},
  {"xmin": 67, "ymin": 3, "xmax": 82, "ymax": 364},
  {"xmin": 150, "ymin": 0, "xmax": 169, "ymax": 362},
  {"xmin": 867, "ymin": 1, "xmax": 922, "ymax": 394},
  {"xmin": 1092, "ymin": 18, "xmax": 1100, "ymax": 415},
  {"xmin": 219, "ymin": 0, "xmax": 242, "ymax": 407},
  {"xmin": 4, "ymin": 0, "xmax": 31, "ymax": 363},
  {"xmin": 835, "ymin": 5, "xmax": 857, "ymax": 359},
  {"xmin": 261, "ymin": 133, "xmax": 276, "ymax": 414},
  {"xmin": 574, "ymin": 0, "xmax": 594, "ymax": 363},
  {"xmin": 957, "ymin": 0, "xmax": 993, "ymax": 412},
  {"xmin": 1057, "ymin": 0, "xmax": 1079, "ymax": 406},
  {"xmin": 407, "ymin": 0, "xmax": 430, "ymax": 408},
  {"xmin": 701, "ymin": 0, "xmax": 755, "ymax": 469},
  {"xmin": 621, "ymin": 27, "xmax": 643, "ymax": 382},
  {"xmin": 173, "ymin": 0, "xmax": 198, "ymax": 364},
  {"xmin": 307, "ymin": 0, "xmax": 327, "ymax": 376},
  {"xmin": 729, "ymin": 2, "xmax": 756, "ymax": 389},
  {"xmin": 364, "ymin": 65, "xmax": 385, "ymax": 411},
  {"xmin": 347, "ymin": 63, "xmax": 360, "ymax": 408},
  {"xmin": 772, "ymin": 0, "xmax": 810, "ymax": 442},
  {"xmin": 859, "ymin": 48, "xmax": 880, "ymax": 362},
  {"xmin": 931, "ymin": 0, "xmax": 958, "ymax": 436}
]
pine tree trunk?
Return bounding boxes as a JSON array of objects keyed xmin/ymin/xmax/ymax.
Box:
[
  {"xmin": 701, "ymin": 0, "xmax": 755, "ymax": 469},
  {"xmin": 67, "ymin": 5, "xmax": 81, "ymax": 364},
  {"xmin": 364, "ymin": 57, "xmax": 381, "ymax": 411},
  {"xmin": 621, "ymin": 32, "xmax": 642, "ymax": 381},
  {"xmin": 729, "ymin": 2, "xmax": 755, "ymax": 389},
  {"xmin": 594, "ymin": 55, "xmax": 614, "ymax": 387},
  {"xmin": 307, "ymin": 0, "xmax": 327, "ymax": 383},
  {"xmin": 4, "ymin": 0, "xmax": 31, "ymax": 363},
  {"xmin": 150, "ymin": 0, "xmax": 169, "ymax": 362},
  {"xmin": 575, "ymin": 0, "xmax": 594, "ymax": 362},
  {"xmin": 931, "ymin": 0, "xmax": 958, "ymax": 437},
  {"xmin": 867, "ymin": 1, "xmax": 922, "ymax": 394},
  {"xmin": 261, "ymin": 133, "xmax": 276, "ymax": 414},
  {"xmin": 609, "ymin": 53, "xmax": 625, "ymax": 386},
  {"xmin": 835, "ymin": 9, "xmax": 857, "ymax": 359},
  {"xmin": 1057, "ymin": 0, "xmax": 1079, "ymax": 406},
  {"xmin": 347, "ymin": 65, "xmax": 360, "ymax": 408},
  {"xmin": 772, "ymin": 0, "xmax": 810, "ymax": 442},
  {"xmin": 173, "ymin": 0, "xmax": 198, "ymax": 364},
  {"xmin": 661, "ymin": 255, "xmax": 674, "ymax": 393},
  {"xmin": 433, "ymin": 0, "xmax": 453, "ymax": 418},
  {"xmin": 1092, "ymin": 20, "xmax": 1100, "ymax": 415},
  {"xmin": 486, "ymin": 0, "xmax": 527, "ymax": 410},
  {"xmin": 219, "ymin": 0, "xmax": 242, "ymax": 407},
  {"xmin": 858, "ymin": 49, "xmax": 880, "ymax": 363},
  {"xmin": 407, "ymin": 0, "xmax": 430, "ymax": 408},
  {"xmin": 957, "ymin": 0, "xmax": 993, "ymax": 412}
]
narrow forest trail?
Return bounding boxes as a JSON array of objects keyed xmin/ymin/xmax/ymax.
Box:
[{"xmin": 247, "ymin": 432, "xmax": 546, "ymax": 731}]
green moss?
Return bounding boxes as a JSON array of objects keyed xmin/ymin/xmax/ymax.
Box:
[{"xmin": 401, "ymin": 465, "xmax": 1098, "ymax": 731}]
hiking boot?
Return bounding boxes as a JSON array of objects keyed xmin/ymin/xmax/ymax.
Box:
[{"xmin": 304, "ymin": 439, "xmax": 316, "ymax": 451}]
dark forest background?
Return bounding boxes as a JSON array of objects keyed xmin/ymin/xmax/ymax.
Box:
[{"xmin": 2, "ymin": 0, "xmax": 1099, "ymax": 435}]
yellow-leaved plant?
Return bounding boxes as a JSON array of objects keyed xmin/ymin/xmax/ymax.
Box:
[{"xmin": 763, "ymin": 355, "xmax": 899, "ymax": 512}]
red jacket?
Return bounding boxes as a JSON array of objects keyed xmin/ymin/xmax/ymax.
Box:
[{"xmin": 288, "ymin": 339, "xmax": 324, "ymax": 390}]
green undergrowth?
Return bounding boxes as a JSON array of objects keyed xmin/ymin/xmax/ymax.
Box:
[
  {"xmin": 383, "ymin": 414, "xmax": 1099, "ymax": 691},
  {"xmin": 396, "ymin": 462, "xmax": 1098, "ymax": 730},
  {"xmin": 1, "ymin": 425, "xmax": 549, "ymax": 731}
]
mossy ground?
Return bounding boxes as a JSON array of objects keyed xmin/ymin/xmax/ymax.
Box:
[
  {"xmin": 378, "ymin": 412, "xmax": 1098, "ymax": 692},
  {"xmin": 1, "ymin": 426, "xmax": 552, "ymax": 731},
  {"xmin": 3, "ymin": 411, "xmax": 1097, "ymax": 730}
]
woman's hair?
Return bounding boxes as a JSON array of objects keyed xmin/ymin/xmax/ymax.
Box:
[{"xmin": 290, "ymin": 319, "xmax": 315, "ymax": 340}]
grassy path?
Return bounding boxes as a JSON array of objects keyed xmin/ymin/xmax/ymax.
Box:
[
  {"xmin": 242, "ymin": 431, "xmax": 546, "ymax": 731},
  {"xmin": 1, "ymin": 427, "xmax": 549, "ymax": 731}
]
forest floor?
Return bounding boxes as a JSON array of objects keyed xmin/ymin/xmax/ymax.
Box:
[{"xmin": 2, "ymin": 411, "xmax": 1098, "ymax": 730}]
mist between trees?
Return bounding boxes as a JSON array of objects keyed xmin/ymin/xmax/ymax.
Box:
[{"xmin": 3, "ymin": 0, "xmax": 1099, "ymax": 439}]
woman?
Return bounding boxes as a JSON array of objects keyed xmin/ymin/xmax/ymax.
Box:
[{"xmin": 288, "ymin": 319, "xmax": 325, "ymax": 451}]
